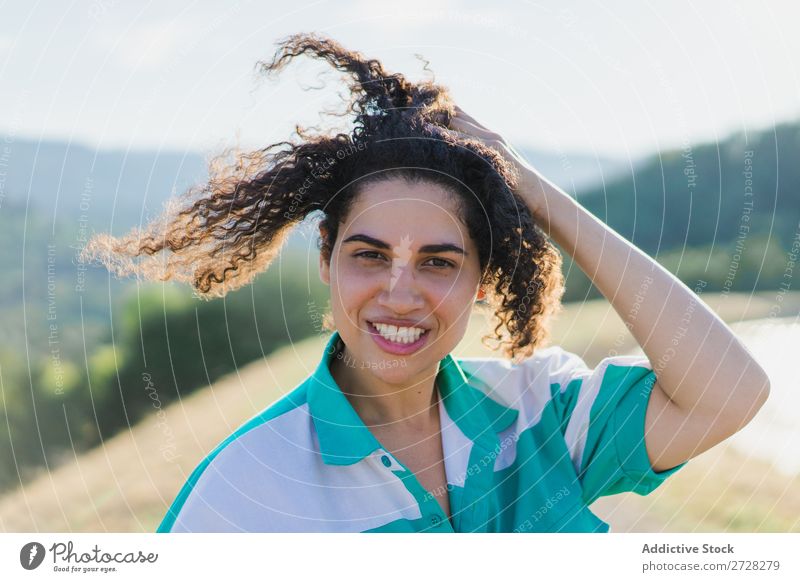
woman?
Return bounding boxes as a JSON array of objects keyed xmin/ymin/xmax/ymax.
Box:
[{"xmin": 82, "ymin": 33, "xmax": 770, "ymax": 533}]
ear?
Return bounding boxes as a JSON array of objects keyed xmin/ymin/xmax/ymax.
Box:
[{"xmin": 319, "ymin": 223, "xmax": 330, "ymax": 286}]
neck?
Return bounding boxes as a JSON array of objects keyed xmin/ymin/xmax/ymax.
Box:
[{"xmin": 330, "ymin": 344, "xmax": 441, "ymax": 429}]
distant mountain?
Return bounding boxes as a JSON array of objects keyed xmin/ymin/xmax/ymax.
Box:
[
  {"xmin": 518, "ymin": 146, "xmax": 637, "ymax": 194},
  {"xmin": 0, "ymin": 135, "xmax": 631, "ymax": 250},
  {"xmin": 0, "ymin": 137, "xmax": 207, "ymax": 234},
  {"xmin": 577, "ymin": 120, "xmax": 800, "ymax": 255},
  {"xmin": 549, "ymin": 119, "xmax": 800, "ymax": 301}
]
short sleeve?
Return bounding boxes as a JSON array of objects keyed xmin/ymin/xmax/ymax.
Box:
[
  {"xmin": 550, "ymin": 348, "xmax": 687, "ymax": 505},
  {"xmin": 157, "ymin": 450, "xmax": 245, "ymax": 533}
]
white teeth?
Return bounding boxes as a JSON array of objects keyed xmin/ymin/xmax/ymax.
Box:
[{"xmin": 372, "ymin": 322, "xmax": 426, "ymax": 344}]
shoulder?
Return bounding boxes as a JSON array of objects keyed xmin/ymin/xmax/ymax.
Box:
[
  {"xmin": 211, "ymin": 382, "xmax": 312, "ymax": 461},
  {"xmin": 157, "ymin": 382, "xmax": 312, "ymax": 532},
  {"xmin": 454, "ymin": 347, "xmax": 655, "ymax": 429},
  {"xmin": 455, "ymin": 345, "xmax": 590, "ymax": 405}
]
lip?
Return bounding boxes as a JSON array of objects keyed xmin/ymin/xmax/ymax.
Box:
[{"xmin": 366, "ymin": 320, "xmax": 431, "ymax": 355}]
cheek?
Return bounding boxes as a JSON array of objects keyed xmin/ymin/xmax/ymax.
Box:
[
  {"xmin": 329, "ymin": 262, "xmax": 379, "ymax": 309},
  {"xmin": 441, "ymin": 271, "xmax": 482, "ymax": 319},
  {"xmin": 442, "ymin": 268, "xmax": 481, "ymax": 301},
  {"xmin": 426, "ymin": 277, "xmax": 459, "ymax": 304},
  {"xmin": 419, "ymin": 275, "xmax": 477, "ymax": 321}
]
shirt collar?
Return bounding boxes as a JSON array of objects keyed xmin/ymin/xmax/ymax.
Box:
[{"xmin": 307, "ymin": 330, "xmax": 519, "ymax": 466}]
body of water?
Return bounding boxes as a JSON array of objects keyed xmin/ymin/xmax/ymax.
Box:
[{"xmin": 725, "ymin": 316, "xmax": 800, "ymax": 476}]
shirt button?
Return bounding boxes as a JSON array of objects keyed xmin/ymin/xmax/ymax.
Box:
[
  {"xmin": 380, "ymin": 455, "xmax": 392, "ymax": 467},
  {"xmin": 430, "ymin": 515, "xmax": 442, "ymax": 527}
]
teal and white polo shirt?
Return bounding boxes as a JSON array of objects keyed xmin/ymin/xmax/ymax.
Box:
[{"xmin": 157, "ymin": 330, "xmax": 685, "ymax": 533}]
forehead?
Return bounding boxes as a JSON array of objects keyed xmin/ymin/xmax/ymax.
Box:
[{"xmin": 343, "ymin": 178, "xmax": 468, "ymax": 240}]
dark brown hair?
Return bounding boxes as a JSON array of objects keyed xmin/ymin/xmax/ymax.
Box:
[{"xmin": 80, "ymin": 32, "xmax": 564, "ymax": 361}]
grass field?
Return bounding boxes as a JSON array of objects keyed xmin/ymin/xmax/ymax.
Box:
[{"xmin": 1, "ymin": 292, "xmax": 798, "ymax": 532}]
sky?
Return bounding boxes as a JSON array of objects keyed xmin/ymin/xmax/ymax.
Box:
[{"xmin": 2, "ymin": 0, "xmax": 799, "ymax": 159}]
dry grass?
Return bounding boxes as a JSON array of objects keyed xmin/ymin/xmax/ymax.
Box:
[
  {"xmin": 1, "ymin": 292, "xmax": 797, "ymax": 532},
  {"xmin": 0, "ymin": 338, "xmax": 324, "ymax": 532}
]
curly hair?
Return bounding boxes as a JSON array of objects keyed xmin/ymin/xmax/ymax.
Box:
[{"xmin": 80, "ymin": 32, "xmax": 565, "ymax": 362}]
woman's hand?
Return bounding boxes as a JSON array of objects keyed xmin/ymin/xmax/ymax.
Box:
[{"xmin": 447, "ymin": 105, "xmax": 552, "ymax": 221}]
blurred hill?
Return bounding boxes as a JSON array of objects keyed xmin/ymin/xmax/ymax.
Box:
[
  {"xmin": 560, "ymin": 119, "xmax": 800, "ymax": 300},
  {"xmin": 0, "ymin": 138, "xmax": 207, "ymax": 232},
  {"xmin": 578, "ymin": 120, "xmax": 800, "ymax": 255}
]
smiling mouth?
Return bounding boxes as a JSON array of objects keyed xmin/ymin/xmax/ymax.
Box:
[{"xmin": 367, "ymin": 321, "xmax": 430, "ymax": 345}]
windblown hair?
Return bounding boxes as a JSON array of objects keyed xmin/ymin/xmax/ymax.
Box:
[{"xmin": 81, "ymin": 33, "xmax": 565, "ymax": 361}]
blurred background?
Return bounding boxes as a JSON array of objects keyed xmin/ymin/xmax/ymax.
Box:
[{"xmin": 0, "ymin": 0, "xmax": 798, "ymax": 532}]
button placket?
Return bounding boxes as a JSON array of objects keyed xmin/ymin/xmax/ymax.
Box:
[
  {"xmin": 375, "ymin": 450, "xmax": 453, "ymax": 532},
  {"xmin": 459, "ymin": 434, "xmax": 499, "ymax": 532},
  {"xmin": 415, "ymin": 484, "xmax": 451, "ymax": 531}
]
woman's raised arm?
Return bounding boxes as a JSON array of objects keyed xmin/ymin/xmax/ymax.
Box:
[{"xmin": 449, "ymin": 106, "xmax": 771, "ymax": 472}]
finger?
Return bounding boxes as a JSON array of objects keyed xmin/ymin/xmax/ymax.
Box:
[
  {"xmin": 452, "ymin": 106, "xmax": 484, "ymax": 129},
  {"xmin": 444, "ymin": 115, "xmax": 502, "ymax": 143},
  {"xmin": 449, "ymin": 115, "xmax": 498, "ymax": 140},
  {"xmin": 451, "ymin": 111, "xmax": 503, "ymax": 143},
  {"xmin": 446, "ymin": 127, "xmax": 510, "ymax": 156},
  {"xmin": 453, "ymin": 105, "xmax": 492, "ymax": 132},
  {"xmin": 441, "ymin": 126, "xmax": 478, "ymax": 142}
]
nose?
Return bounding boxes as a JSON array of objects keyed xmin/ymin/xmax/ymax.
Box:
[{"xmin": 377, "ymin": 257, "xmax": 425, "ymax": 312}]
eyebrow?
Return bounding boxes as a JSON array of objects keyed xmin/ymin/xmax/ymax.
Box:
[{"xmin": 342, "ymin": 233, "xmax": 467, "ymax": 256}]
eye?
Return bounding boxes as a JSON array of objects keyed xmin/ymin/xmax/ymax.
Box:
[
  {"xmin": 353, "ymin": 251, "xmax": 453, "ymax": 269},
  {"xmin": 424, "ymin": 257, "xmax": 455, "ymax": 269},
  {"xmin": 354, "ymin": 250, "xmax": 386, "ymax": 261}
]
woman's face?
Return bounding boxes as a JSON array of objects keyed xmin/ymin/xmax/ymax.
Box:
[{"xmin": 319, "ymin": 176, "xmax": 485, "ymax": 385}]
